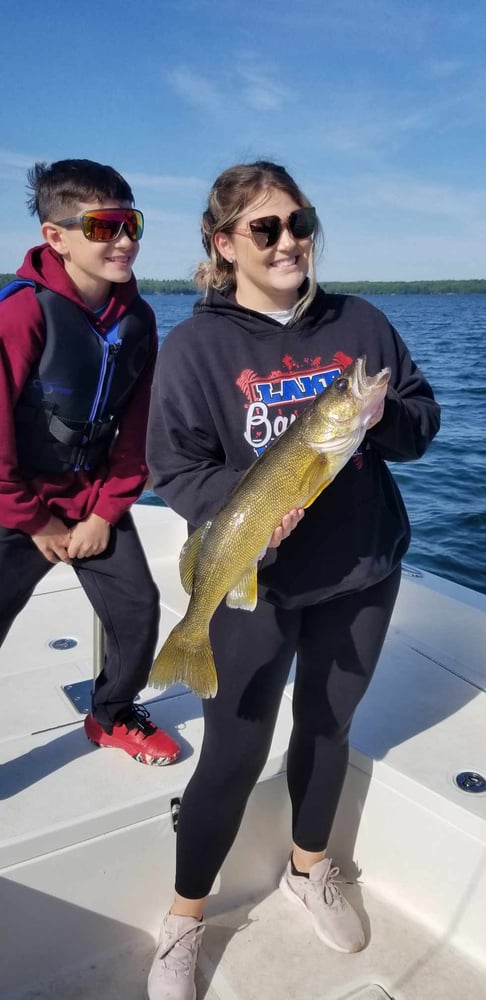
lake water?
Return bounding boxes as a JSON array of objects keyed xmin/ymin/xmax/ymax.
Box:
[{"xmin": 142, "ymin": 292, "xmax": 486, "ymax": 597}]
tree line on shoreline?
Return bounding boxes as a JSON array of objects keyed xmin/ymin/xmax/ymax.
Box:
[
  {"xmin": 1, "ymin": 274, "xmax": 485, "ymax": 296},
  {"xmin": 134, "ymin": 278, "xmax": 486, "ymax": 295}
]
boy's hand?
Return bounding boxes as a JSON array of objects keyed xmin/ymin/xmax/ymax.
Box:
[
  {"xmin": 32, "ymin": 515, "xmax": 73, "ymax": 565},
  {"xmin": 67, "ymin": 513, "xmax": 111, "ymax": 560},
  {"xmin": 268, "ymin": 507, "xmax": 305, "ymax": 549}
]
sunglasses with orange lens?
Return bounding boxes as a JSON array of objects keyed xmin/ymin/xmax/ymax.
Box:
[{"xmin": 54, "ymin": 208, "xmax": 144, "ymax": 242}]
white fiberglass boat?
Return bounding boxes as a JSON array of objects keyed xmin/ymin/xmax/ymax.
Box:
[{"xmin": 1, "ymin": 503, "xmax": 485, "ymax": 1000}]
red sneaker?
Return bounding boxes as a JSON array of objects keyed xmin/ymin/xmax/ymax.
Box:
[{"xmin": 84, "ymin": 704, "xmax": 180, "ymax": 766}]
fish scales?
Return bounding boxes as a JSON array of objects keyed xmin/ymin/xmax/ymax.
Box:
[{"xmin": 177, "ymin": 420, "xmax": 328, "ymax": 632}]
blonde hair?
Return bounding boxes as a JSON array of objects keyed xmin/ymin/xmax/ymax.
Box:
[{"xmin": 194, "ymin": 161, "xmax": 323, "ymax": 322}]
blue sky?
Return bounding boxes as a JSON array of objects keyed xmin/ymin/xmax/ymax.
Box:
[{"xmin": 1, "ymin": 0, "xmax": 484, "ymax": 281}]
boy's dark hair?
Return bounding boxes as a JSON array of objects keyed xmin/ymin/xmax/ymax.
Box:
[{"xmin": 26, "ymin": 159, "xmax": 135, "ymax": 222}]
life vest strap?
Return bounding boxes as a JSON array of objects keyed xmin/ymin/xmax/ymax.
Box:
[{"xmin": 47, "ymin": 410, "xmax": 116, "ymax": 447}]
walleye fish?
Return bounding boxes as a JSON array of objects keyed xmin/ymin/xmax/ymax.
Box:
[{"xmin": 150, "ymin": 356, "xmax": 390, "ymax": 698}]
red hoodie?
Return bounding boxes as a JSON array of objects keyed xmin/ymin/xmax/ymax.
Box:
[{"xmin": 0, "ymin": 244, "xmax": 158, "ymax": 535}]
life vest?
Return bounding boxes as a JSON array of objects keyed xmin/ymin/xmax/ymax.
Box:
[{"xmin": 0, "ymin": 281, "xmax": 152, "ymax": 475}]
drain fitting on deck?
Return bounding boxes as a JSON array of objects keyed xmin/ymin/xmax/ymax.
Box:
[
  {"xmin": 48, "ymin": 637, "xmax": 78, "ymax": 650},
  {"xmin": 455, "ymin": 771, "xmax": 486, "ymax": 793}
]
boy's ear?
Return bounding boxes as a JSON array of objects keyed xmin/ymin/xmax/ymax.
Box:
[{"xmin": 41, "ymin": 221, "xmax": 68, "ymax": 256}]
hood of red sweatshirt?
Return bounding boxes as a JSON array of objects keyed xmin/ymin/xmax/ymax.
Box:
[{"xmin": 16, "ymin": 243, "xmax": 139, "ymax": 324}]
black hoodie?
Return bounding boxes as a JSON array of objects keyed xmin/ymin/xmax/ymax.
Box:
[{"xmin": 147, "ymin": 287, "xmax": 440, "ymax": 607}]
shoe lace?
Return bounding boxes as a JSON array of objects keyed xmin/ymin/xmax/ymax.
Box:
[
  {"xmin": 315, "ymin": 860, "xmax": 349, "ymax": 907},
  {"xmin": 123, "ymin": 703, "xmax": 156, "ymax": 738},
  {"xmin": 158, "ymin": 921, "xmax": 206, "ymax": 974},
  {"xmin": 324, "ymin": 863, "xmax": 343, "ymax": 905}
]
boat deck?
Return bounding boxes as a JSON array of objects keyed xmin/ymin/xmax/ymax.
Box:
[
  {"xmin": 8, "ymin": 882, "xmax": 486, "ymax": 1000},
  {"xmin": 1, "ymin": 503, "xmax": 485, "ymax": 998}
]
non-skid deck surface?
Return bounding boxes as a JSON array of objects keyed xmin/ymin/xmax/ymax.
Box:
[
  {"xmin": 198, "ymin": 885, "xmax": 486, "ymax": 1000},
  {"xmin": 4, "ymin": 884, "xmax": 485, "ymax": 1000}
]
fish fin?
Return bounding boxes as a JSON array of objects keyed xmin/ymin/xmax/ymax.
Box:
[
  {"xmin": 179, "ymin": 520, "xmax": 212, "ymax": 595},
  {"xmin": 150, "ymin": 621, "xmax": 217, "ymax": 698},
  {"xmin": 302, "ymin": 461, "xmax": 333, "ymax": 508},
  {"xmin": 226, "ymin": 565, "xmax": 258, "ymax": 611},
  {"xmin": 303, "ymin": 479, "xmax": 332, "ymax": 508}
]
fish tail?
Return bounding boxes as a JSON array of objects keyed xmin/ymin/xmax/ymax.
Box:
[{"xmin": 149, "ymin": 622, "xmax": 218, "ymax": 699}]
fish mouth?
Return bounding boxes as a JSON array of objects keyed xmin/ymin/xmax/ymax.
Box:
[
  {"xmin": 309, "ymin": 356, "xmax": 390, "ymax": 455},
  {"xmin": 353, "ymin": 356, "xmax": 391, "ymax": 401},
  {"xmin": 350, "ymin": 357, "xmax": 390, "ymax": 433}
]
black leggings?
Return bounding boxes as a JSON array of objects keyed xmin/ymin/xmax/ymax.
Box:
[
  {"xmin": 0, "ymin": 513, "xmax": 160, "ymax": 728},
  {"xmin": 175, "ymin": 566, "xmax": 401, "ymax": 899}
]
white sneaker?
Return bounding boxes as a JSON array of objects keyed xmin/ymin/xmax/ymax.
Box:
[
  {"xmin": 147, "ymin": 912, "xmax": 205, "ymax": 1000},
  {"xmin": 279, "ymin": 856, "xmax": 365, "ymax": 953}
]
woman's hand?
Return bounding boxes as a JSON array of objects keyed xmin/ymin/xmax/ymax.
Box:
[
  {"xmin": 367, "ymin": 400, "xmax": 385, "ymax": 431},
  {"xmin": 268, "ymin": 507, "xmax": 305, "ymax": 549}
]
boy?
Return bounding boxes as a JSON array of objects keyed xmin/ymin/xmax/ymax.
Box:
[{"xmin": 0, "ymin": 158, "xmax": 180, "ymax": 766}]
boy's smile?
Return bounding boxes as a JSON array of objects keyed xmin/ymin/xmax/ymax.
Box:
[{"xmin": 42, "ymin": 200, "xmax": 140, "ymax": 311}]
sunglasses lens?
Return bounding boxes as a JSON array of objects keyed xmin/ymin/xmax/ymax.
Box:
[
  {"xmin": 248, "ymin": 216, "xmax": 281, "ymax": 249},
  {"xmin": 124, "ymin": 210, "xmax": 144, "ymax": 240},
  {"xmin": 289, "ymin": 207, "xmax": 316, "ymax": 239},
  {"xmin": 83, "ymin": 216, "xmax": 119, "ymax": 241},
  {"xmin": 82, "ymin": 210, "xmax": 144, "ymax": 242},
  {"xmin": 247, "ymin": 207, "xmax": 316, "ymax": 248}
]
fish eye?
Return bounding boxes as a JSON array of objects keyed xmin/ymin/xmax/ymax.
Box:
[{"xmin": 334, "ymin": 377, "xmax": 348, "ymax": 392}]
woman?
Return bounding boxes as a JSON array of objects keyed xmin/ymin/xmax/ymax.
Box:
[{"xmin": 146, "ymin": 160, "xmax": 440, "ymax": 998}]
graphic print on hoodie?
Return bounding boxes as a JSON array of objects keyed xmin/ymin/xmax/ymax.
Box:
[{"xmin": 236, "ymin": 349, "xmax": 354, "ymax": 455}]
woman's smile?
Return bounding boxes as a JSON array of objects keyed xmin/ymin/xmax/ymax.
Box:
[{"xmin": 216, "ymin": 188, "xmax": 312, "ymax": 312}]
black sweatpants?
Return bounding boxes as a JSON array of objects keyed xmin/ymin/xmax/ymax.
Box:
[
  {"xmin": 0, "ymin": 512, "xmax": 160, "ymax": 728},
  {"xmin": 175, "ymin": 566, "xmax": 401, "ymax": 899}
]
